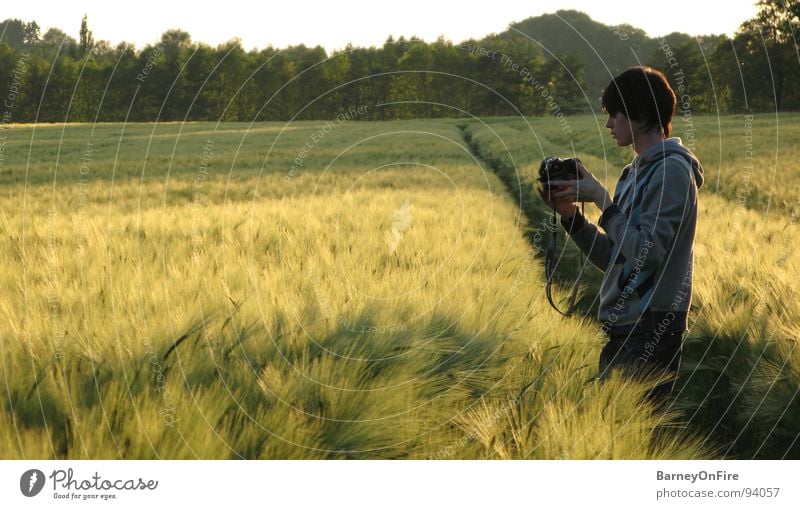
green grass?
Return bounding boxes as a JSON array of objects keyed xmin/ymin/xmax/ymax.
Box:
[{"xmin": 0, "ymin": 114, "xmax": 796, "ymax": 459}]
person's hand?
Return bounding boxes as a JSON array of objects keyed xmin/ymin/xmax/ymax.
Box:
[
  {"xmin": 538, "ymin": 184, "xmax": 578, "ymax": 217},
  {"xmin": 547, "ymin": 162, "xmax": 612, "ymax": 211}
]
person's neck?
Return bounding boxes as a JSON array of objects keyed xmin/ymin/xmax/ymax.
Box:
[{"xmin": 632, "ymin": 130, "xmax": 667, "ymax": 156}]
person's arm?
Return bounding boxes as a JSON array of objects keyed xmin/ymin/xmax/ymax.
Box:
[
  {"xmin": 548, "ymin": 161, "xmax": 619, "ymax": 272},
  {"xmin": 596, "ymin": 158, "xmax": 696, "ymax": 271},
  {"xmin": 560, "ymin": 209, "xmax": 615, "ymax": 271}
]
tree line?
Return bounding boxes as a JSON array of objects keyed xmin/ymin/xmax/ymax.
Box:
[{"xmin": 0, "ymin": 1, "xmax": 797, "ymax": 125}]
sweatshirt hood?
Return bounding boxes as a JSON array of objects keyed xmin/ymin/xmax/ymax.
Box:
[{"xmin": 631, "ymin": 137, "xmax": 704, "ymax": 189}]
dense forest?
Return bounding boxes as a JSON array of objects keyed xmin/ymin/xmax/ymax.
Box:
[{"xmin": 0, "ymin": 1, "xmax": 798, "ymax": 124}]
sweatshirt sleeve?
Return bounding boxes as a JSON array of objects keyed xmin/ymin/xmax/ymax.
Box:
[
  {"xmin": 560, "ymin": 211, "xmax": 614, "ymax": 271},
  {"xmin": 596, "ymin": 158, "xmax": 695, "ymax": 273}
]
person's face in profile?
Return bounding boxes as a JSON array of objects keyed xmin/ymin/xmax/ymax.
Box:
[{"xmin": 605, "ymin": 111, "xmax": 642, "ymax": 147}]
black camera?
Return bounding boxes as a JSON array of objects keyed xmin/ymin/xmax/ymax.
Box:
[
  {"xmin": 538, "ymin": 156, "xmax": 581, "ymax": 184},
  {"xmin": 538, "ymin": 156, "xmax": 582, "ymax": 202}
]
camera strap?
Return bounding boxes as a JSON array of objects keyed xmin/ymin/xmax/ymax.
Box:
[{"xmin": 544, "ymin": 203, "xmax": 585, "ymax": 316}]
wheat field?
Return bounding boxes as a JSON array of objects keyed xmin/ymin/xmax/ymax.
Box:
[{"xmin": 0, "ymin": 114, "xmax": 797, "ymax": 459}]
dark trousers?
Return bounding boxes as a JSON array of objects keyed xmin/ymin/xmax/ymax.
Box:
[{"xmin": 597, "ymin": 322, "xmax": 684, "ymax": 404}]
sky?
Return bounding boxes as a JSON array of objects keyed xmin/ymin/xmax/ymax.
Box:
[{"xmin": 4, "ymin": 0, "xmax": 760, "ymax": 52}]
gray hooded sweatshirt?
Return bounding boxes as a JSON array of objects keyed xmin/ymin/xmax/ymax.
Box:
[{"xmin": 560, "ymin": 137, "xmax": 704, "ymax": 334}]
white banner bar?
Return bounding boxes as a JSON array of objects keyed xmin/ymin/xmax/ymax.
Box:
[{"xmin": 2, "ymin": 460, "xmax": 797, "ymax": 508}]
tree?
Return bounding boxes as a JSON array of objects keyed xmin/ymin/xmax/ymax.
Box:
[
  {"xmin": 39, "ymin": 28, "xmax": 79, "ymax": 59},
  {"xmin": 736, "ymin": 0, "xmax": 800, "ymax": 110},
  {"xmin": 0, "ymin": 19, "xmax": 26, "ymax": 49},
  {"xmin": 79, "ymin": 14, "xmax": 94, "ymax": 57},
  {"xmin": 23, "ymin": 21, "xmax": 40, "ymax": 46},
  {"xmin": 647, "ymin": 37, "xmax": 727, "ymax": 114},
  {"xmin": 391, "ymin": 41, "xmax": 434, "ymax": 118}
]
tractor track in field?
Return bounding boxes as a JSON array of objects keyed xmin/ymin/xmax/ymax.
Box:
[{"xmin": 455, "ymin": 122, "xmax": 601, "ymax": 319}]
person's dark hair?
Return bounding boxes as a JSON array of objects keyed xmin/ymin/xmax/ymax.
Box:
[{"xmin": 601, "ymin": 66, "xmax": 676, "ymax": 137}]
